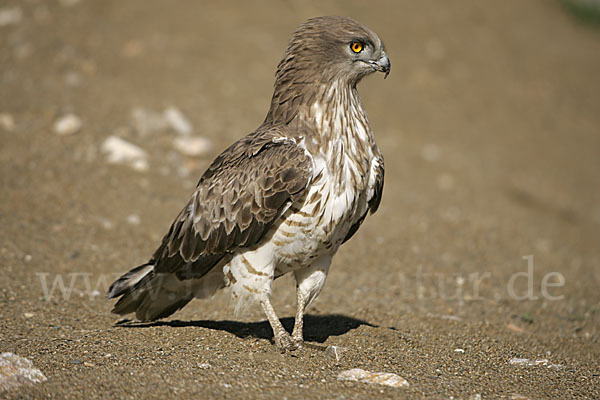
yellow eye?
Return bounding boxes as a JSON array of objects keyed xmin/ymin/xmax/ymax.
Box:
[{"xmin": 351, "ymin": 42, "xmax": 363, "ymax": 53}]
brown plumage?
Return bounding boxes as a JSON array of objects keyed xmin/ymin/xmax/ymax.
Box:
[{"xmin": 108, "ymin": 16, "xmax": 390, "ymax": 350}]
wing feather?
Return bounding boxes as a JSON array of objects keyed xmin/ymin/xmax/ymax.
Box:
[
  {"xmin": 151, "ymin": 130, "xmax": 312, "ymax": 280},
  {"xmin": 342, "ymin": 155, "xmax": 384, "ymax": 244},
  {"xmin": 368, "ymin": 156, "xmax": 385, "ymax": 214}
]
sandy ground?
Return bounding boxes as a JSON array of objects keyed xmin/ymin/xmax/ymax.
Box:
[{"xmin": 1, "ymin": 0, "xmax": 599, "ymax": 398}]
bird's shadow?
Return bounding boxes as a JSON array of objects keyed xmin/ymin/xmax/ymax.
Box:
[{"xmin": 118, "ymin": 314, "xmax": 375, "ymax": 343}]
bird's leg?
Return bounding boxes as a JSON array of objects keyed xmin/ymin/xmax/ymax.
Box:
[
  {"xmin": 291, "ymin": 256, "xmax": 332, "ymax": 348},
  {"xmin": 291, "ymin": 288, "xmax": 306, "ymax": 347},
  {"xmin": 260, "ymin": 297, "xmax": 294, "ymax": 350}
]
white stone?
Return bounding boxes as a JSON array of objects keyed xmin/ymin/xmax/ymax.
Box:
[
  {"xmin": 53, "ymin": 114, "xmax": 82, "ymax": 135},
  {"xmin": 0, "ymin": 353, "xmax": 47, "ymax": 392},
  {"xmin": 164, "ymin": 107, "xmax": 193, "ymax": 135},
  {"xmin": 0, "ymin": 7, "xmax": 22, "ymax": 27},
  {"xmin": 0, "ymin": 113, "xmax": 15, "ymax": 131},
  {"xmin": 101, "ymin": 136, "xmax": 148, "ymax": 172},
  {"xmin": 126, "ymin": 214, "xmax": 141, "ymax": 225},
  {"xmin": 173, "ymin": 136, "xmax": 212, "ymax": 157},
  {"xmin": 509, "ymin": 357, "xmax": 563, "ymax": 369},
  {"xmin": 64, "ymin": 71, "xmax": 83, "ymax": 87},
  {"xmin": 131, "ymin": 106, "xmax": 195, "ymax": 136},
  {"xmin": 131, "ymin": 107, "xmax": 169, "ymax": 136},
  {"xmin": 98, "ymin": 217, "xmax": 114, "ymax": 230},
  {"xmin": 337, "ymin": 368, "xmax": 409, "ymax": 388}
]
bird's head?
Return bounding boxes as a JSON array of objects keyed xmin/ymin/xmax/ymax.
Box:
[
  {"xmin": 266, "ymin": 16, "xmax": 389, "ymax": 125},
  {"xmin": 277, "ymin": 16, "xmax": 390, "ymax": 87}
]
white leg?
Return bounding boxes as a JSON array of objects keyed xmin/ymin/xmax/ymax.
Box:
[
  {"xmin": 260, "ymin": 296, "xmax": 294, "ymax": 350},
  {"xmin": 291, "ymin": 289, "xmax": 306, "ymax": 346},
  {"xmin": 292, "ymin": 255, "xmax": 332, "ymax": 345}
]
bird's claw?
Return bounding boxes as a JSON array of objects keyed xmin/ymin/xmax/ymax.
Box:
[
  {"xmin": 274, "ymin": 333, "xmax": 303, "ymax": 352},
  {"xmin": 292, "ymin": 335, "xmax": 304, "ymax": 349}
]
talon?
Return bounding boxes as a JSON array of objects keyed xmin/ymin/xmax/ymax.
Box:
[
  {"xmin": 274, "ymin": 333, "xmax": 296, "ymax": 351},
  {"xmin": 292, "ymin": 336, "xmax": 304, "ymax": 349}
]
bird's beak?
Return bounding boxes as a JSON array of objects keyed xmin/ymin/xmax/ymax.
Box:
[{"xmin": 376, "ymin": 53, "xmax": 391, "ymax": 79}]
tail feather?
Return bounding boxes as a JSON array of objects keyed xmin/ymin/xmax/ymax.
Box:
[
  {"xmin": 107, "ymin": 263, "xmax": 193, "ymax": 322},
  {"xmin": 107, "ymin": 263, "xmax": 153, "ymax": 299}
]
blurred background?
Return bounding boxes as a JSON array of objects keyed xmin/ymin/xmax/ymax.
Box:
[{"xmin": 1, "ymin": 0, "xmax": 599, "ymax": 397}]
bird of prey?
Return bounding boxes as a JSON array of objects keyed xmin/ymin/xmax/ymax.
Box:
[{"xmin": 108, "ymin": 16, "xmax": 389, "ymax": 350}]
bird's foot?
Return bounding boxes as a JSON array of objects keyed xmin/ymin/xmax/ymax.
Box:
[
  {"xmin": 274, "ymin": 332, "xmax": 302, "ymax": 352},
  {"xmin": 292, "ymin": 334, "xmax": 304, "ymax": 349}
]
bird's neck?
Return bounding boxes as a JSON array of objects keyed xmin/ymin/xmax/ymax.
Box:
[
  {"xmin": 266, "ymin": 79, "xmax": 376, "ymax": 192},
  {"xmin": 304, "ymin": 80, "xmax": 374, "ymax": 150},
  {"xmin": 266, "ymin": 79, "xmax": 373, "ymax": 139}
]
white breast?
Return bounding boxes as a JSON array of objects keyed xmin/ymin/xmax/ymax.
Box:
[
  {"xmin": 272, "ymin": 151, "xmax": 374, "ymax": 269},
  {"xmin": 271, "ymin": 81, "xmax": 379, "ymax": 271}
]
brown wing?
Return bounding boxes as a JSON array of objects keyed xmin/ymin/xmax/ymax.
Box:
[
  {"xmin": 151, "ymin": 130, "xmax": 312, "ymax": 280},
  {"xmin": 342, "ymin": 155, "xmax": 384, "ymax": 244},
  {"xmin": 368, "ymin": 156, "xmax": 385, "ymax": 214}
]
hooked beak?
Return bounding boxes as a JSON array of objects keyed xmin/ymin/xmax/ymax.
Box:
[{"xmin": 370, "ymin": 53, "xmax": 391, "ymax": 79}]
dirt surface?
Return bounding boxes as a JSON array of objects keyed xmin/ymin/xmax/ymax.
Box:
[{"xmin": 1, "ymin": 0, "xmax": 599, "ymax": 398}]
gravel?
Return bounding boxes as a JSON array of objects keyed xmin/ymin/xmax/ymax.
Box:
[{"xmin": 1, "ymin": 1, "xmax": 599, "ymax": 399}]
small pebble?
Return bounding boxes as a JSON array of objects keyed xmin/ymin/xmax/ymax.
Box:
[
  {"xmin": 441, "ymin": 314, "xmax": 462, "ymax": 321},
  {"xmin": 0, "ymin": 113, "xmax": 15, "ymax": 131},
  {"xmin": 101, "ymin": 136, "xmax": 149, "ymax": 172},
  {"xmin": 53, "ymin": 114, "xmax": 82, "ymax": 135},
  {"xmin": 506, "ymin": 323, "xmax": 525, "ymax": 334},
  {"xmin": 126, "ymin": 214, "xmax": 141, "ymax": 225},
  {"xmin": 98, "ymin": 217, "xmax": 114, "ymax": 230},
  {"xmin": 0, "ymin": 353, "xmax": 47, "ymax": 392},
  {"xmin": 454, "ymin": 348, "xmax": 465, "ymax": 353},
  {"xmin": 164, "ymin": 107, "xmax": 193, "ymax": 136},
  {"xmin": 64, "ymin": 71, "xmax": 83, "ymax": 87},
  {"xmin": 337, "ymin": 368, "xmax": 409, "ymax": 388},
  {"xmin": 173, "ymin": 136, "xmax": 212, "ymax": 157},
  {"xmin": 0, "ymin": 7, "xmax": 22, "ymax": 27},
  {"xmin": 509, "ymin": 357, "xmax": 563, "ymax": 369},
  {"xmin": 23, "ymin": 313, "xmax": 34, "ymax": 318},
  {"xmin": 131, "ymin": 107, "xmax": 169, "ymax": 136}
]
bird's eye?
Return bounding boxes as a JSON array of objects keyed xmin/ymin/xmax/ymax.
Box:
[{"xmin": 350, "ymin": 41, "xmax": 363, "ymax": 53}]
